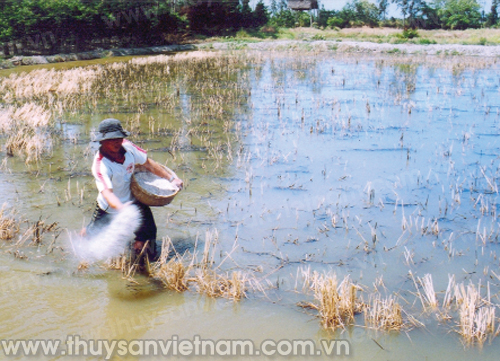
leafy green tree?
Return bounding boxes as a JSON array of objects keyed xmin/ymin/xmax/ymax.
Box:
[
  {"xmin": 317, "ymin": 7, "xmax": 339, "ymax": 27},
  {"xmin": 239, "ymin": 0, "xmax": 253, "ymax": 28},
  {"xmin": 36, "ymin": 0, "xmax": 98, "ymax": 52},
  {"xmin": 378, "ymin": 0, "xmax": 389, "ymax": 19},
  {"xmin": 389, "ymin": 0, "xmax": 440, "ymax": 29},
  {"xmin": 253, "ymin": 0, "xmax": 270, "ymax": 28},
  {"xmin": 0, "ymin": 1, "xmax": 14, "ymax": 55},
  {"xmin": 186, "ymin": 0, "xmax": 241, "ymax": 35},
  {"xmin": 437, "ymin": 0, "xmax": 481, "ymax": 29},
  {"xmin": 486, "ymin": 0, "xmax": 499, "ymax": 26},
  {"xmin": 392, "ymin": 0, "xmax": 424, "ymax": 27},
  {"xmin": 392, "ymin": 0, "xmax": 408, "ymax": 26},
  {"xmin": 414, "ymin": 1, "xmax": 441, "ymax": 28},
  {"xmin": 339, "ymin": 0, "xmax": 380, "ymax": 27},
  {"xmin": 270, "ymin": 0, "xmax": 295, "ymax": 27},
  {"xmin": 270, "ymin": 0, "xmax": 278, "ymax": 16}
]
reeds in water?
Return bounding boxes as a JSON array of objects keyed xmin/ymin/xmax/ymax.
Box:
[
  {"xmin": 411, "ymin": 272, "xmax": 438, "ymax": 311},
  {"xmin": 0, "ymin": 204, "xmax": 19, "ymax": 240},
  {"xmin": 148, "ymin": 232, "xmax": 253, "ymax": 301},
  {"xmin": 194, "ymin": 269, "xmax": 247, "ymax": 301},
  {"xmin": 0, "ymin": 103, "xmax": 53, "ymax": 162},
  {"xmin": 15, "ymin": 217, "xmax": 58, "ymax": 247},
  {"xmin": 301, "ymin": 271, "xmax": 362, "ymax": 330},
  {"xmin": 150, "ymin": 237, "xmax": 189, "ymax": 292},
  {"xmin": 193, "ymin": 229, "xmax": 248, "ymax": 300},
  {"xmin": 420, "ymin": 274, "xmax": 438, "ymax": 310},
  {"xmin": 105, "ymin": 254, "xmax": 132, "ymax": 272},
  {"xmin": 364, "ymin": 295, "xmax": 405, "ymax": 331},
  {"xmin": 454, "ymin": 282, "xmax": 498, "ymax": 345}
]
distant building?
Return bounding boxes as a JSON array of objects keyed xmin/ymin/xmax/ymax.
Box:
[{"xmin": 287, "ymin": 0, "xmax": 319, "ymax": 10}]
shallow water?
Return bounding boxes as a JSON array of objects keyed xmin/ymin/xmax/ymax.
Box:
[
  {"xmin": 1, "ymin": 51, "xmax": 500, "ymax": 360},
  {"xmin": 0, "ymin": 55, "xmax": 147, "ymax": 77}
]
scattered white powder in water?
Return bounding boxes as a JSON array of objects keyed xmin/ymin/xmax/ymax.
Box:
[
  {"xmin": 77, "ymin": 204, "xmax": 142, "ymax": 262},
  {"xmin": 135, "ymin": 172, "xmax": 178, "ymax": 196}
]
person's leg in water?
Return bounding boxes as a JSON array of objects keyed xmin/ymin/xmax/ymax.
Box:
[
  {"xmin": 132, "ymin": 201, "xmax": 158, "ymax": 262},
  {"xmin": 84, "ymin": 203, "xmax": 112, "ymax": 238},
  {"xmin": 84, "ymin": 202, "xmax": 157, "ymax": 265}
]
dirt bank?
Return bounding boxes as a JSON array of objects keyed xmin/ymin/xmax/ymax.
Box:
[
  {"xmin": 0, "ymin": 44, "xmax": 196, "ymax": 69},
  {"xmin": 2, "ymin": 39, "xmax": 499, "ymax": 69},
  {"xmin": 203, "ymin": 39, "xmax": 500, "ymax": 56}
]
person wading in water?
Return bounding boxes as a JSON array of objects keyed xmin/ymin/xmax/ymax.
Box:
[{"xmin": 81, "ymin": 118, "xmax": 183, "ymax": 259}]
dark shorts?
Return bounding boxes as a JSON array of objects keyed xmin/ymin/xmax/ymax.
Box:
[{"xmin": 86, "ymin": 201, "xmax": 157, "ymax": 244}]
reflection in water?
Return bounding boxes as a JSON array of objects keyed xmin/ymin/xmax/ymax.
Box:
[{"xmin": 1, "ymin": 51, "xmax": 500, "ymax": 359}]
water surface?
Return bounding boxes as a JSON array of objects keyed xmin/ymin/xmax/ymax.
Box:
[{"xmin": 1, "ymin": 51, "xmax": 500, "ymax": 360}]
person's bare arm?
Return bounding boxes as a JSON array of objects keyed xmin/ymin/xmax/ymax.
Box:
[
  {"xmin": 80, "ymin": 189, "xmax": 124, "ymax": 236},
  {"xmin": 141, "ymin": 158, "xmax": 184, "ymax": 189},
  {"xmin": 101, "ymin": 188, "xmax": 125, "ymax": 210}
]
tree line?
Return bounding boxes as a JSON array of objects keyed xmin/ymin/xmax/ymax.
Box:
[
  {"xmin": 0, "ymin": 0, "xmax": 498, "ymax": 56},
  {"xmin": 311, "ymin": 0, "xmax": 498, "ymax": 30},
  {"xmin": 0, "ymin": 0, "xmax": 268, "ymax": 55}
]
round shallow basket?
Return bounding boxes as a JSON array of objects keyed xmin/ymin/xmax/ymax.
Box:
[{"xmin": 131, "ymin": 165, "xmax": 179, "ymax": 207}]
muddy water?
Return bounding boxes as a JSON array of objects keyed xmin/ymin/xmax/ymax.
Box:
[
  {"xmin": 1, "ymin": 52, "xmax": 500, "ymax": 360},
  {"xmin": 0, "ymin": 55, "xmax": 148, "ymax": 77}
]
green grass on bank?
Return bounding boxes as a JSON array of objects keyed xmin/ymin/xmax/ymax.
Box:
[{"xmin": 204, "ymin": 27, "xmax": 500, "ymax": 46}]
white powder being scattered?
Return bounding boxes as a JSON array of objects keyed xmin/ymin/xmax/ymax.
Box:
[
  {"xmin": 135, "ymin": 172, "xmax": 178, "ymax": 196},
  {"xmin": 77, "ymin": 204, "xmax": 142, "ymax": 262}
]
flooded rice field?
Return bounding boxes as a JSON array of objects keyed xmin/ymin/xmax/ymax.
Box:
[{"xmin": 1, "ymin": 50, "xmax": 500, "ymax": 360}]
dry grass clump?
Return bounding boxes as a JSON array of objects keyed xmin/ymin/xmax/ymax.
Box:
[
  {"xmin": 147, "ymin": 232, "xmax": 255, "ymax": 301},
  {"xmin": 100, "ymin": 234, "xmax": 250, "ymax": 301},
  {"xmin": 191, "ymin": 229, "xmax": 250, "ymax": 300},
  {"xmin": 103, "ymin": 239, "xmax": 160, "ymax": 280},
  {"xmin": 420, "ymin": 273, "xmax": 438, "ymax": 309},
  {"xmin": 155, "ymin": 258, "xmax": 188, "ymax": 292},
  {"xmin": 452, "ymin": 282, "xmax": 498, "ymax": 345},
  {"xmin": 129, "ymin": 51, "xmax": 219, "ymax": 66},
  {"xmin": 0, "ymin": 204, "xmax": 20, "ymax": 240},
  {"xmin": 410, "ymin": 272, "xmax": 438, "ymax": 311},
  {"xmin": 364, "ymin": 295, "xmax": 405, "ymax": 331},
  {"xmin": 15, "ymin": 217, "xmax": 59, "ymax": 246},
  {"xmin": 1, "ymin": 210, "xmax": 61, "ymax": 260},
  {"xmin": 150, "ymin": 237, "xmax": 189, "ymax": 292},
  {"xmin": 300, "ymin": 270, "xmax": 363, "ymax": 330},
  {"xmin": 413, "ymin": 274, "xmax": 500, "ymax": 345},
  {"xmin": 77, "ymin": 261, "xmax": 89, "ymax": 272},
  {"xmin": 298, "ymin": 269, "xmax": 426, "ymax": 332},
  {"xmin": 0, "ymin": 103, "xmax": 53, "ymax": 162},
  {"xmin": 0, "ymin": 66, "xmax": 102, "ymax": 102},
  {"xmin": 194, "ymin": 269, "xmax": 247, "ymax": 301},
  {"xmin": 105, "ymin": 254, "xmax": 132, "ymax": 272}
]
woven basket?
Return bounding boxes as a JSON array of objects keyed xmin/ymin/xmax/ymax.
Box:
[{"xmin": 131, "ymin": 164, "xmax": 179, "ymax": 207}]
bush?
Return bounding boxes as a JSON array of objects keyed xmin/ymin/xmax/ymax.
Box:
[
  {"xmin": 402, "ymin": 28, "xmax": 419, "ymax": 38},
  {"xmin": 478, "ymin": 37, "xmax": 487, "ymax": 45},
  {"xmin": 380, "ymin": 17, "xmax": 402, "ymax": 28},
  {"xmin": 418, "ymin": 38, "xmax": 437, "ymax": 44},
  {"xmin": 260, "ymin": 25, "xmax": 277, "ymax": 34},
  {"xmin": 296, "ymin": 11, "xmax": 311, "ymax": 27},
  {"xmin": 327, "ymin": 17, "xmax": 345, "ymax": 28},
  {"xmin": 236, "ymin": 29, "xmax": 251, "ymax": 38}
]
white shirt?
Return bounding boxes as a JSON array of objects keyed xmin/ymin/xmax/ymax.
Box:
[{"xmin": 92, "ymin": 139, "xmax": 148, "ymax": 213}]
